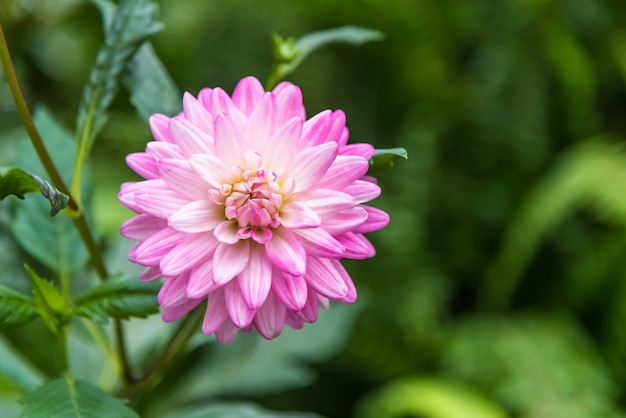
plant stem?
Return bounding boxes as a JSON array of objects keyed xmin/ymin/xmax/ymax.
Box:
[
  {"xmin": 120, "ymin": 309, "xmax": 204, "ymax": 400},
  {"xmin": 0, "ymin": 21, "xmax": 134, "ymax": 388},
  {"xmin": 0, "ymin": 22, "xmax": 76, "ymax": 212},
  {"xmin": 56, "ymin": 326, "xmax": 69, "ymax": 374}
]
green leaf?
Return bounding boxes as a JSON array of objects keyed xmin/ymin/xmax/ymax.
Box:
[
  {"xmin": 74, "ymin": 277, "xmax": 160, "ymax": 323},
  {"xmin": 93, "ymin": 0, "xmax": 181, "ymax": 119},
  {"xmin": 0, "ymin": 285, "xmax": 39, "ymax": 329},
  {"xmin": 25, "ymin": 265, "xmax": 69, "ymax": 333},
  {"xmin": 0, "ymin": 168, "xmax": 69, "ymax": 216},
  {"xmin": 443, "ymin": 315, "xmax": 622, "ymax": 418},
  {"xmin": 74, "ymin": 0, "xmax": 162, "ymax": 191},
  {"xmin": 0, "ymin": 335, "xmax": 45, "ymax": 393},
  {"xmin": 160, "ymin": 402, "xmax": 321, "ymax": 418},
  {"xmin": 267, "ymin": 25, "xmax": 384, "ymax": 89},
  {"xmin": 11, "ymin": 107, "xmax": 89, "ymax": 276},
  {"xmin": 356, "ymin": 377, "xmax": 507, "ymax": 418},
  {"xmin": 481, "ymin": 137, "xmax": 626, "ymax": 309},
  {"xmin": 369, "ymin": 147, "xmax": 409, "ymax": 172},
  {"xmin": 150, "ymin": 303, "xmax": 361, "ymax": 409},
  {"xmin": 19, "ymin": 376, "xmax": 138, "ymax": 418}
]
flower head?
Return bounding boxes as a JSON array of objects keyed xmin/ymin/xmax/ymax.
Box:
[{"xmin": 118, "ymin": 76, "xmax": 389, "ymax": 342}]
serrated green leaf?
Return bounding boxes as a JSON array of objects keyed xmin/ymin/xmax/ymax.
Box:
[
  {"xmin": 356, "ymin": 377, "xmax": 507, "ymax": 418},
  {"xmin": 74, "ymin": 0, "xmax": 162, "ymax": 191},
  {"xmin": 0, "ymin": 168, "xmax": 69, "ymax": 216},
  {"xmin": 74, "ymin": 278, "xmax": 160, "ymax": 323},
  {"xmin": 93, "ymin": 0, "xmax": 181, "ymax": 119},
  {"xmin": 0, "ymin": 285, "xmax": 39, "ymax": 329},
  {"xmin": 24, "ymin": 265, "xmax": 69, "ymax": 333},
  {"xmin": 19, "ymin": 376, "xmax": 138, "ymax": 418},
  {"xmin": 267, "ymin": 25, "xmax": 384, "ymax": 89},
  {"xmin": 369, "ymin": 147, "xmax": 409, "ymax": 172},
  {"xmin": 11, "ymin": 107, "xmax": 88, "ymax": 276}
]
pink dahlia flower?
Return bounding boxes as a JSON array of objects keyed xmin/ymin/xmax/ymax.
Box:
[{"xmin": 118, "ymin": 76, "xmax": 389, "ymax": 342}]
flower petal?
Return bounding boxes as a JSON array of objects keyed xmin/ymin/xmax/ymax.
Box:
[
  {"xmin": 237, "ymin": 245, "xmax": 272, "ymax": 309},
  {"xmin": 223, "ymin": 280, "xmax": 256, "ymax": 328},
  {"xmin": 280, "ymin": 201, "xmax": 321, "ymax": 229},
  {"xmin": 182, "ymin": 92, "xmax": 214, "ymax": 135},
  {"xmin": 213, "ymin": 113, "xmax": 247, "ymax": 166},
  {"xmin": 160, "ymin": 233, "xmax": 219, "ymax": 276},
  {"xmin": 287, "ymin": 142, "xmax": 338, "ymax": 193},
  {"xmin": 291, "ymin": 227, "xmax": 345, "ymax": 259},
  {"xmin": 212, "ymin": 240, "xmax": 250, "ymax": 285},
  {"xmin": 316, "ymin": 155, "xmax": 370, "ymax": 190},
  {"xmin": 271, "ymin": 271, "xmax": 308, "ymax": 311},
  {"xmin": 121, "ymin": 214, "xmax": 167, "ymax": 241},
  {"xmin": 189, "ymin": 153, "xmax": 230, "ymax": 188},
  {"xmin": 202, "ymin": 288, "xmax": 228, "ymax": 334},
  {"xmin": 126, "ymin": 152, "xmax": 158, "ymax": 179},
  {"xmin": 133, "ymin": 227, "xmax": 185, "ymax": 265},
  {"xmin": 353, "ymin": 205, "xmax": 390, "ymax": 233},
  {"xmin": 336, "ymin": 232, "xmax": 376, "ymax": 259},
  {"xmin": 213, "ymin": 221, "xmax": 240, "ymax": 244},
  {"xmin": 168, "ymin": 200, "xmax": 224, "ymax": 233},
  {"xmin": 157, "ymin": 158, "xmax": 210, "ymax": 200},
  {"xmin": 254, "ymin": 292, "xmax": 286, "ymax": 340},
  {"xmin": 169, "ymin": 116, "xmax": 213, "ymax": 156},
  {"xmin": 232, "ymin": 76, "xmax": 265, "ymax": 116},
  {"xmin": 187, "ymin": 260, "xmax": 218, "ymax": 298},
  {"xmin": 247, "ymin": 92, "xmax": 277, "ymax": 153},
  {"xmin": 215, "ymin": 319, "xmax": 239, "ymax": 343},
  {"xmin": 343, "ymin": 179, "xmax": 382, "ymax": 204},
  {"xmin": 149, "ymin": 114, "xmax": 173, "ymax": 143},
  {"xmin": 265, "ymin": 228, "xmax": 307, "ymax": 276},
  {"xmin": 133, "ymin": 180, "xmax": 188, "ymax": 219},
  {"xmin": 305, "ymin": 257, "xmax": 350, "ymax": 300},
  {"xmin": 322, "ymin": 206, "xmax": 368, "ymax": 235}
]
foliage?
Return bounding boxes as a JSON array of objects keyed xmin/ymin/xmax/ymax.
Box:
[{"xmin": 2, "ymin": 0, "xmax": 626, "ymax": 417}]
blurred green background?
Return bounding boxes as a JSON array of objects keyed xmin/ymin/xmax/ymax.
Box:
[{"xmin": 3, "ymin": 0, "xmax": 626, "ymax": 417}]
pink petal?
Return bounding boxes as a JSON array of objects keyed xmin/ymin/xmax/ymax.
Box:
[
  {"xmin": 330, "ymin": 259, "xmax": 357, "ymax": 303},
  {"xmin": 158, "ymin": 274, "xmax": 188, "ymax": 306},
  {"xmin": 157, "ymin": 158, "xmax": 209, "ymax": 200},
  {"xmin": 305, "ymin": 257, "xmax": 350, "ymax": 300},
  {"xmin": 215, "ymin": 319, "xmax": 239, "ymax": 343},
  {"xmin": 139, "ymin": 266, "xmax": 162, "ymax": 282},
  {"xmin": 188, "ymin": 154, "xmax": 230, "ymax": 188},
  {"xmin": 169, "ymin": 117, "xmax": 213, "ymax": 156},
  {"xmin": 325, "ymin": 110, "xmax": 347, "ymax": 144},
  {"xmin": 256, "ymin": 117, "xmax": 302, "ymax": 173},
  {"xmin": 316, "ymin": 155, "xmax": 370, "ymax": 190},
  {"xmin": 237, "ymin": 245, "xmax": 272, "ymax": 309},
  {"xmin": 297, "ymin": 189, "xmax": 356, "ymax": 219},
  {"xmin": 254, "ymin": 292, "xmax": 286, "ymax": 340},
  {"xmin": 287, "ymin": 142, "xmax": 338, "ymax": 193},
  {"xmin": 322, "ymin": 206, "xmax": 368, "ymax": 235},
  {"xmin": 212, "ymin": 240, "xmax": 250, "ymax": 285},
  {"xmin": 213, "ymin": 221, "xmax": 240, "ymax": 244},
  {"xmin": 339, "ymin": 143, "xmax": 375, "ymax": 159},
  {"xmin": 133, "ymin": 227, "xmax": 185, "ymax": 265},
  {"xmin": 118, "ymin": 182, "xmax": 143, "ymax": 213},
  {"xmin": 343, "ymin": 179, "xmax": 381, "ymax": 204},
  {"xmin": 271, "ymin": 271, "xmax": 308, "ymax": 311},
  {"xmin": 296, "ymin": 288, "xmax": 319, "ymax": 323},
  {"xmin": 187, "ymin": 260, "xmax": 218, "ymax": 298},
  {"xmin": 301, "ymin": 110, "xmax": 332, "ymax": 149},
  {"xmin": 162, "ymin": 298, "xmax": 203, "ymax": 322},
  {"xmin": 146, "ymin": 141, "xmax": 186, "ymax": 161},
  {"xmin": 121, "ymin": 214, "xmax": 167, "ymax": 240},
  {"xmin": 168, "ymin": 200, "xmax": 224, "ymax": 233},
  {"xmin": 353, "ymin": 205, "xmax": 390, "ymax": 233},
  {"xmin": 291, "ymin": 227, "xmax": 345, "ymax": 259},
  {"xmin": 246, "ymin": 92, "xmax": 277, "ymax": 153},
  {"xmin": 133, "ymin": 180, "xmax": 188, "ymax": 219},
  {"xmin": 336, "ymin": 232, "xmax": 376, "ymax": 259},
  {"xmin": 213, "ymin": 113, "xmax": 247, "ymax": 166},
  {"xmin": 223, "ymin": 280, "xmax": 256, "ymax": 328},
  {"xmin": 182, "ymin": 92, "xmax": 214, "ymax": 135},
  {"xmin": 232, "ymin": 76, "xmax": 265, "ymax": 116},
  {"xmin": 202, "ymin": 288, "xmax": 228, "ymax": 334},
  {"xmin": 206, "ymin": 88, "xmax": 246, "ymax": 124},
  {"xmin": 149, "ymin": 114, "xmax": 173, "ymax": 143},
  {"xmin": 265, "ymin": 228, "xmax": 307, "ymax": 277},
  {"xmin": 126, "ymin": 152, "xmax": 158, "ymax": 179},
  {"xmin": 285, "ymin": 311, "xmax": 305, "ymax": 329},
  {"xmin": 160, "ymin": 233, "xmax": 218, "ymax": 276},
  {"xmin": 274, "ymin": 84, "xmax": 305, "ymax": 125},
  {"xmin": 280, "ymin": 201, "xmax": 321, "ymax": 229}
]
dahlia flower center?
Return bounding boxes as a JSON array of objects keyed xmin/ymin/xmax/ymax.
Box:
[{"xmin": 209, "ymin": 152, "xmax": 284, "ymax": 244}]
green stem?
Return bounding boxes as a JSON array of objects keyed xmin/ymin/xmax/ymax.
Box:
[
  {"xmin": 56, "ymin": 326, "xmax": 69, "ymax": 374},
  {"xmin": 0, "ymin": 21, "xmax": 77, "ymax": 212},
  {"xmin": 0, "ymin": 20, "xmax": 134, "ymax": 388},
  {"xmin": 120, "ymin": 309, "xmax": 203, "ymax": 400}
]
